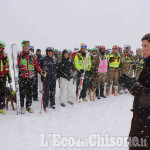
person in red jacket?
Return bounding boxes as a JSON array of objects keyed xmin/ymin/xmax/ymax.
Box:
[
  {"xmin": 0, "ymin": 41, "xmax": 12, "ymax": 114},
  {"xmin": 17, "ymin": 40, "xmax": 46, "ymax": 114}
]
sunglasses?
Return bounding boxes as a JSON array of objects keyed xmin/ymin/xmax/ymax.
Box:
[{"xmin": 81, "ymin": 45, "xmax": 87, "ymax": 48}]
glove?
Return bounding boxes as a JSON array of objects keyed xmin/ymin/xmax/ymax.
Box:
[
  {"xmin": 118, "ymin": 74, "xmax": 136, "ymax": 90},
  {"xmin": 80, "ymin": 69, "xmax": 84, "ymax": 74},
  {"xmin": 8, "ymin": 78, "xmax": 12, "ymax": 83},
  {"xmin": 41, "ymin": 71, "xmax": 46, "ymax": 78}
]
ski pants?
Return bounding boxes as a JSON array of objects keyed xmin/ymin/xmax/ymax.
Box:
[
  {"xmin": 0, "ymin": 77, "xmax": 6, "ymax": 109},
  {"xmin": 43, "ymin": 78, "xmax": 56, "ymax": 108},
  {"xmin": 59, "ymin": 77, "xmax": 73, "ymax": 104},
  {"xmin": 19, "ymin": 77, "xmax": 33, "ymax": 108},
  {"xmin": 76, "ymin": 72, "xmax": 90, "ymax": 99}
]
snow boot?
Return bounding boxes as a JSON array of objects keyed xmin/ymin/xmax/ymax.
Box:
[
  {"xmin": 61, "ymin": 103, "xmax": 66, "ymax": 107},
  {"xmin": 50, "ymin": 105, "xmax": 55, "ymax": 109},
  {"xmin": 96, "ymin": 85, "xmax": 101, "ymax": 99},
  {"xmin": 0, "ymin": 109, "xmax": 6, "ymax": 114},
  {"xmin": 100, "ymin": 86, "xmax": 107, "ymax": 98},
  {"xmin": 26, "ymin": 107, "xmax": 33, "ymax": 113},
  {"xmin": 82, "ymin": 98, "xmax": 88, "ymax": 102},
  {"xmin": 67, "ymin": 101, "xmax": 74, "ymax": 105}
]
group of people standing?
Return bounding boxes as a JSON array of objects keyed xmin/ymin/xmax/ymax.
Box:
[{"xmin": 0, "ymin": 40, "xmax": 144, "ymax": 114}]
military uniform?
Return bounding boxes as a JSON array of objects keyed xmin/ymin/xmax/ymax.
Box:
[{"xmin": 106, "ymin": 52, "xmax": 120, "ymax": 95}]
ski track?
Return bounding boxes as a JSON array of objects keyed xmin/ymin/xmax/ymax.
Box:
[{"xmin": 0, "ymin": 81, "xmax": 133, "ymax": 150}]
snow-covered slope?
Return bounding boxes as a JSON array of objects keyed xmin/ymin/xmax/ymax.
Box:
[{"xmin": 0, "ymin": 81, "xmax": 133, "ymax": 150}]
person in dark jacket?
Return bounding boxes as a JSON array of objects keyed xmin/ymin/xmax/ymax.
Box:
[
  {"xmin": 58, "ymin": 49, "xmax": 75, "ymax": 107},
  {"xmin": 118, "ymin": 33, "xmax": 150, "ymax": 150},
  {"xmin": 40, "ymin": 47, "xmax": 57, "ymax": 110}
]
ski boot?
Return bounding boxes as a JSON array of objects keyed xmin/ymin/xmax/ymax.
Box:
[{"xmin": 0, "ymin": 109, "xmax": 6, "ymax": 115}]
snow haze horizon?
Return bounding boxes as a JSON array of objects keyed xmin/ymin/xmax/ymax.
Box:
[{"xmin": 1, "ymin": 0, "xmax": 150, "ymax": 54}]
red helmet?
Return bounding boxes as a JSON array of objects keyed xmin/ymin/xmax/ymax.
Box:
[{"xmin": 112, "ymin": 45, "xmax": 118, "ymax": 50}]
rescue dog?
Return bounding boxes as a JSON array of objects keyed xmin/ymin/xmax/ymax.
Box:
[
  {"xmin": 88, "ymin": 77, "xmax": 98, "ymax": 101},
  {"xmin": 5, "ymin": 87, "xmax": 16, "ymax": 110}
]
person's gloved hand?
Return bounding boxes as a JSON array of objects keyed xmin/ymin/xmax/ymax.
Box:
[
  {"xmin": 118, "ymin": 74, "xmax": 136, "ymax": 90},
  {"xmin": 41, "ymin": 71, "xmax": 47, "ymax": 78}
]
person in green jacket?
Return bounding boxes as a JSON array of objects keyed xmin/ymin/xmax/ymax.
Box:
[{"xmin": 74, "ymin": 43, "xmax": 91, "ymax": 102}]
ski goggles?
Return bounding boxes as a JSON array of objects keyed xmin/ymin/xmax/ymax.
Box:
[
  {"xmin": 22, "ymin": 40, "xmax": 30, "ymax": 46},
  {"xmin": 81, "ymin": 45, "xmax": 87, "ymax": 48}
]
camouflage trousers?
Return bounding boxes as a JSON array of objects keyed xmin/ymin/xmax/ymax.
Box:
[
  {"xmin": 106, "ymin": 68, "xmax": 119, "ymax": 93},
  {"xmin": 98, "ymin": 72, "xmax": 107, "ymax": 86}
]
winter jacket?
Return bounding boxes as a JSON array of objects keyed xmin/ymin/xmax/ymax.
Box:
[
  {"xmin": 0, "ymin": 53, "xmax": 11, "ymax": 79},
  {"xmin": 17, "ymin": 51, "xmax": 42, "ymax": 78},
  {"xmin": 74, "ymin": 51, "xmax": 91, "ymax": 71},
  {"xmin": 58, "ymin": 57, "xmax": 74, "ymax": 80},
  {"xmin": 107, "ymin": 52, "xmax": 120, "ymax": 68},
  {"xmin": 128, "ymin": 56, "xmax": 150, "ymax": 149},
  {"xmin": 40, "ymin": 55, "xmax": 57, "ymax": 80}
]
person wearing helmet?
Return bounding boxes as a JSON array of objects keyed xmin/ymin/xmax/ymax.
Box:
[
  {"xmin": 58, "ymin": 49, "xmax": 75, "ymax": 107},
  {"xmin": 97, "ymin": 45, "xmax": 108, "ymax": 98},
  {"xmin": 74, "ymin": 43, "xmax": 91, "ymax": 102},
  {"xmin": 17, "ymin": 40, "xmax": 46, "ymax": 114},
  {"xmin": 121, "ymin": 45, "xmax": 133, "ymax": 75},
  {"xmin": 0, "ymin": 41, "xmax": 12, "ymax": 114},
  {"xmin": 39, "ymin": 47, "xmax": 57, "ymax": 111},
  {"xmin": 106, "ymin": 45, "xmax": 121, "ymax": 96},
  {"xmin": 29, "ymin": 46, "xmax": 34, "ymax": 53},
  {"xmin": 134, "ymin": 48, "xmax": 144, "ymax": 79},
  {"xmin": 119, "ymin": 44, "xmax": 133, "ymax": 93}
]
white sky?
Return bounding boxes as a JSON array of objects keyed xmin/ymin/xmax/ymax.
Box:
[{"xmin": 1, "ymin": 0, "xmax": 150, "ymax": 54}]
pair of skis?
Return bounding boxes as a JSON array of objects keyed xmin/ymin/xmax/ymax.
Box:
[
  {"xmin": 11, "ymin": 44, "xmax": 21, "ymax": 115},
  {"xmin": 76, "ymin": 51, "xmax": 90, "ymax": 103}
]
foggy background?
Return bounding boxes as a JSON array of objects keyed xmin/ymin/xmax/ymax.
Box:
[{"xmin": 1, "ymin": 0, "xmax": 150, "ymax": 54}]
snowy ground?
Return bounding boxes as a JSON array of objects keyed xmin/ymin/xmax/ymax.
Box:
[{"xmin": 0, "ymin": 81, "xmax": 134, "ymax": 150}]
